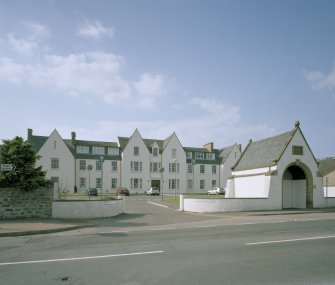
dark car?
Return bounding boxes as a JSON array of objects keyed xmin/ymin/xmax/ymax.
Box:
[
  {"xmin": 87, "ymin": 188, "xmax": 98, "ymax": 196},
  {"xmin": 116, "ymin": 187, "xmax": 130, "ymax": 196}
]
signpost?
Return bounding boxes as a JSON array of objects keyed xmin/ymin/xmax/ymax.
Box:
[{"xmin": 0, "ymin": 164, "xmax": 16, "ymax": 171}]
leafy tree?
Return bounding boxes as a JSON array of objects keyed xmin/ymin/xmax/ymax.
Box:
[{"xmin": 0, "ymin": 136, "xmax": 46, "ymax": 191}]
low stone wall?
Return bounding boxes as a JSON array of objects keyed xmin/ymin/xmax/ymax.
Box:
[{"xmin": 0, "ymin": 187, "xmax": 53, "ymax": 219}]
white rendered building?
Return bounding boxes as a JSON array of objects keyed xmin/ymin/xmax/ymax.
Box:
[
  {"xmin": 226, "ymin": 121, "xmax": 325, "ymax": 209},
  {"xmin": 27, "ymin": 128, "xmax": 241, "ymax": 195}
]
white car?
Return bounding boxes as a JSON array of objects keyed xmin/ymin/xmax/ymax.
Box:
[
  {"xmin": 146, "ymin": 187, "xmax": 160, "ymax": 195},
  {"xmin": 207, "ymin": 187, "xmax": 225, "ymax": 195}
]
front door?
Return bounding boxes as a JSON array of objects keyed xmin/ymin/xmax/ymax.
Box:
[{"xmin": 151, "ymin": 180, "xmax": 161, "ymax": 190}]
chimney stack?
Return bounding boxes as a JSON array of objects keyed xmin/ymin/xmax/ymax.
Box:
[
  {"xmin": 71, "ymin": 131, "xmax": 76, "ymax": 145},
  {"xmin": 27, "ymin": 128, "xmax": 33, "ymax": 140},
  {"xmin": 203, "ymin": 142, "xmax": 214, "ymax": 152}
]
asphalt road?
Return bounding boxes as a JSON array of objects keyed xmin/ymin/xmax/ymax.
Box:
[{"xmin": 1, "ymin": 196, "xmax": 335, "ymax": 285}]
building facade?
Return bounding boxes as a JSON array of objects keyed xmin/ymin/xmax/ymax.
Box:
[
  {"xmin": 28, "ymin": 128, "xmax": 241, "ymax": 195},
  {"xmin": 226, "ymin": 122, "xmax": 325, "ymax": 209}
]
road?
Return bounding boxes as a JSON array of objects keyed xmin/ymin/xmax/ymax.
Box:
[{"xmin": 1, "ymin": 196, "xmax": 335, "ymax": 284}]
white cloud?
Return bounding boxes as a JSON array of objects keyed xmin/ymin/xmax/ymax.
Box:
[
  {"xmin": 190, "ymin": 97, "xmax": 240, "ymax": 125},
  {"xmin": 21, "ymin": 21, "xmax": 50, "ymax": 39},
  {"xmin": 0, "ymin": 50, "xmax": 170, "ymax": 108},
  {"xmin": 0, "ymin": 21, "xmax": 170, "ymax": 109},
  {"xmin": 133, "ymin": 73, "xmax": 168, "ymax": 108},
  {"xmin": 304, "ymin": 65, "xmax": 335, "ymax": 91},
  {"xmin": 7, "ymin": 34, "xmax": 38, "ymax": 56},
  {"xmin": 78, "ymin": 20, "xmax": 114, "ymax": 40},
  {"xmin": 5, "ymin": 21, "xmax": 50, "ymax": 57}
]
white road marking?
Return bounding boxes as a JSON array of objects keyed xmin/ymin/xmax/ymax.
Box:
[
  {"xmin": 150, "ymin": 227, "xmax": 177, "ymax": 231},
  {"xmin": 0, "ymin": 251, "xmax": 164, "ymax": 266},
  {"xmin": 196, "ymin": 225, "xmax": 218, "ymax": 228},
  {"xmin": 246, "ymin": 235, "xmax": 335, "ymax": 246},
  {"xmin": 147, "ymin": 201, "xmax": 169, "ymax": 208}
]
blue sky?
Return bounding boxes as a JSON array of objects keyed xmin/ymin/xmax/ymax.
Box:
[{"xmin": 0, "ymin": 0, "xmax": 334, "ymax": 158}]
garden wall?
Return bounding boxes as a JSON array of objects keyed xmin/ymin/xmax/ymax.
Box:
[{"xmin": 0, "ymin": 187, "xmax": 53, "ymax": 219}]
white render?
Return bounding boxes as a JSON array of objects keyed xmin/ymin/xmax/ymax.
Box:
[
  {"xmin": 29, "ymin": 128, "xmax": 235, "ymax": 195},
  {"xmin": 52, "ymin": 200, "xmax": 124, "ymax": 218},
  {"xmin": 227, "ymin": 126, "xmax": 325, "ymax": 209},
  {"xmin": 36, "ymin": 129, "xmax": 75, "ymax": 192},
  {"xmin": 121, "ymin": 129, "xmax": 151, "ymax": 193},
  {"xmin": 161, "ymin": 132, "xmax": 187, "ymax": 194}
]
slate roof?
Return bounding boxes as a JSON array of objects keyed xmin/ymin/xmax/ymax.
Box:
[
  {"xmin": 318, "ymin": 158, "xmax": 335, "ymax": 177},
  {"xmin": 219, "ymin": 145, "xmax": 237, "ymax": 164},
  {"xmin": 232, "ymin": 130, "xmax": 295, "ymax": 171},
  {"xmin": 26, "ymin": 130, "xmax": 237, "ymax": 165},
  {"xmin": 28, "ymin": 135, "xmax": 48, "ymax": 153},
  {"xmin": 118, "ymin": 136, "xmax": 165, "ymax": 152}
]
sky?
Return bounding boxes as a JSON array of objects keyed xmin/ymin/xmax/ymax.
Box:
[{"xmin": 0, "ymin": 0, "xmax": 334, "ymax": 158}]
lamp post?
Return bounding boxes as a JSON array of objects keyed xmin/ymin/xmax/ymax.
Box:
[
  {"xmin": 87, "ymin": 165, "xmax": 93, "ymax": 199},
  {"xmin": 160, "ymin": 167, "xmax": 164, "ymax": 201},
  {"xmin": 100, "ymin": 155, "xmax": 104, "ymax": 199},
  {"xmin": 192, "ymin": 159, "xmax": 196, "ymax": 195},
  {"xmin": 173, "ymin": 158, "xmax": 178, "ymax": 197}
]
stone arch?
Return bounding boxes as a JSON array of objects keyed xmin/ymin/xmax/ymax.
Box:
[{"xmin": 282, "ymin": 161, "xmax": 313, "ymax": 209}]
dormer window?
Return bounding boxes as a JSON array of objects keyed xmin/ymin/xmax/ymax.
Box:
[
  {"xmin": 92, "ymin": 146, "xmax": 104, "ymax": 155},
  {"xmin": 206, "ymin": 153, "xmax": 215, "ymax": 160},
  {"xmin": 195, "ymin": 152, "xmax": 204, "ymax": 159},
  {"xmin": 76, "ymin": 145, "xmax": 89, "ymax": 154},
  {"xmin": 153, "ymin": 147, "xmax": 159, "ymax": 157},
  {"xmin": 108, "ymin": 147, "xmax": 119, "ymax": 156}
]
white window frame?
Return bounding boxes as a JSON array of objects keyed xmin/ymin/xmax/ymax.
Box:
[
  {"xmin": 96, "ymin": 160, "xmax": 102, "ymax": 171},
  {"xmin": 51, "ymin": 158, "xmax": 59, "ymax": 169},
  {"xmin": 108, "ymin": 147, "xmax": 119, "ymax": 156},
  {"xmin": 96, "ymin": 178, "xmax": 102, "ymax": 188},
  {"xmin": 92, "ymin": 146, "xmax": 105, "ymax": 155},
  {"xmin": 131, "ymin": 161, "xmax": 142, "ymax": 172},
  {"xmin": 195, "ymin": 152, "xmax": 204, "ymax": 159},
  {"xmin": 188, "ymin": 164, "xmax": 193, "ymax": 174},
  {"xmin": 111, "ymin": 178, "xmax": 117, "ymax": 189},
  {"xmin": 79, "ymin": 160, "xmax": 86, "ymax": 170},
  {"xmin": 80, "ymin": 177, "xmax": 86, "ymax": 189},
  {"xmin": 76, "ymin": 145, "xmax": 89, "ymax": 154},
  {"xmin": 111, "ymin": 161, "xmax": 118, "ymax": 172}
]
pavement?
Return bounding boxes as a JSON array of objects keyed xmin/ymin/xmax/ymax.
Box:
[
  {"xmin": 1, "ymin": 205, "xmax": 335, "ymax": 237},
  {"xmin": 0, "ymin": 218, "xmax": 97, "ymax": 237}
]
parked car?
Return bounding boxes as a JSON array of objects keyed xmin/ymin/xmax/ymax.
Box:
[
  {"xmin": 87, "ymin": 188, "xmax": 98, "ymax": 196},
  {"xmin": 146, "ymin": 187, "xmax": 160, "ymax": 195},
  {"xmin": 207, "ymin": 187, "xmax": 225, "ymax": 195},
  {"xmin": 116, "ymin": 187, "xmax": 130, "ymax": 196}
]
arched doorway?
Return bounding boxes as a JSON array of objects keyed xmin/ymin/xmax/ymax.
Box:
[{"xmin": 282, "ymin": 163, "xmax": 313, "ymax": 209}]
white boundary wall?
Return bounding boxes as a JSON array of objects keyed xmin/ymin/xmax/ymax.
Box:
[
  {"xmin": 52, "ymin": 199, "xmax": 124, "ymax": 219},
  {"xmin": 181, "ymin": 197, "xmax": 280, "ymax": 212},
  {"xmin": 181, "ymin": 196, "xmax": 335, "ymax": 213}
]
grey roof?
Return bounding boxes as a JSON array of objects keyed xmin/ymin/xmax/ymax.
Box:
[
  {"xmin": 28, "ymin": 135, "xmax": 48, "ymax": 153},
  {"xmin": 219, "ymin": 145, "xmax": 236, "ymax": 164},
  {"xmin": 75, "ymin": 139, "xmax": 118, "ymax": 147},
  {"xmin": 318, "ymin": 158, "xmax": 335, "ymax": 177},
  {"xmin": 233, "ymin": 130, "xmax": 295, "ymax": 171},
  {"xmin": 118, "ymin": 132, "xmax": 176, "ymax": 153},
  {"xmin": 118, "ymin": 136, "xmax": 164, "ymax": 152}
]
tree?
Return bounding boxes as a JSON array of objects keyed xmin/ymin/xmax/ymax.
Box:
[{"xmin": 0, "ymin": 136, "xmax": 46, "ymax": 191}]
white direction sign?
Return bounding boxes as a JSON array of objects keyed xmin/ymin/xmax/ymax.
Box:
[{"xmin": 0, "ymin": 164, "xmax": 16, "ymax": 171}]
